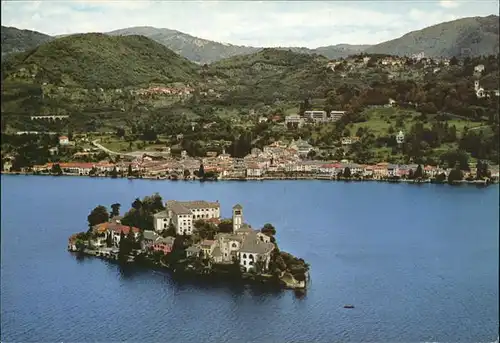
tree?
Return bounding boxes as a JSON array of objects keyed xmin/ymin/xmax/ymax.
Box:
[
  {"xmin": 414, "ymin": 164, "xmax": 424, "ymax": 179},
  {"xmin": 343, "ymin": 167, "xmax": 351, "ymax": 178},
  {"xmin": 476, "ymin": 160, "xmax": 490, "ymax": 179},
  {"xmin": 51, "ymin": 163, "xmax": 62, "ymax": 175},
  {"xmin": 448, "ymin": 168, "xmax": 463, "ymax": 184},
  {"xmin": 218, "ymin": 219, "xmax": 233, "ymax": 233},
  {"xmin": 118, "ymin": 235, "xmax": 133, "ymax": 264},
  {"xmin": 408, "ymin": 169, "xmax": 414, "ymax": 179},
  {"xmin": 164, "ymin": 222, "xmax": 176, "ymax": 237},
  {"xmin": 106, "ymin": 233, "xmax": 113, "ymax": 247},
  {"xmin": 131, "ymin": 198, "xmax": 142, "ymax": 210},
  {"xmin": 183, "ymin": 169, "xmax": 191, "ymax": 178},
  {"xmin": 116, "ymin": 127, "xmax": 125, "ymax": 138},
  {"xmin": 198, "ymin": 164, "xmax": 205, "ymax": 178},
  {"xmin": 449, "ymin": 56, "xmax": 458, "ymax": 66},
  {"xmin": 110, "ymin": 203, "xmax": 121, "ymax": 217},
  {"xmin": 261, "ymin": 223, "xmax": 276, "ymax": 236},
  {"xmin": 110, "ymin": 166, "xmax": 118, "ymax": 178},
  {"xmin": 87, "ymin": 205, "xmax": 109, "ymax": 229},
  {"xmin": 127, "ymin": 164, "xmax": 133, "ymax": 176}
]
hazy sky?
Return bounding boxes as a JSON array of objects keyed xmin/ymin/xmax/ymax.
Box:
[{"xmin": 1, "ymin": 0, "xmax": 498, "ymax": 48}]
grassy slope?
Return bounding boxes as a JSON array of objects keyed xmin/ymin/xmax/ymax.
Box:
[{"xmin": 2, "ymin": 33, "xmax": 200, "ymax": 88}]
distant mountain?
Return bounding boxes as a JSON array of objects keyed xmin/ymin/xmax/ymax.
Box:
[
  {"xmin": 2, "ymin": 15, "xmax": 498, "ymax": 64},
  {"xmin": 1, "ymin": 33, "xmax": 200, "ymax": 88},
  {"xmin": 107, "ymin": 27, "xmax": 371, "ymax": 63},
  {"xmin": 107, "ymin": 27, "xmax": 259, "ymax": 64},
  {"xmin": 364, "ymin": 15, "xmax": 499, "ymax": 58},
  {"xmin": 1, "ymin": 26, "xmax": 54, "ymax": 56}
]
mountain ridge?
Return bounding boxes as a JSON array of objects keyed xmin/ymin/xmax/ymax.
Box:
[{"xmin": 2, "ymin": 14, "xmax": 499, "ymax": 63}]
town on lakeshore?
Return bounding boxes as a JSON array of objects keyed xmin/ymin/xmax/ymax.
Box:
[
  {"xmin": 68, "ymin": 194, "xmax": 310, "ymax": 290},
  {"xmin": 3, "ymin": 132, "xmax": 498, "ymax": 185},
  {"xmin": 2, "ymin": 48, "xmax": 499, "ymax": 187}
]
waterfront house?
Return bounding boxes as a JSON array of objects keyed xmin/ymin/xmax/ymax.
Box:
[
  {"xmin": 142, "ymin": 230, "xmax": 160, "ymax": 250},
  {"xmin": 319, "ymin": 163, "xmax": 336, "ymax": 175},
  {"xmin": 92, "ymin": 221, "xmax": 140, "ymax": 247},
  {"xmin": 373, "ymin": 163, "xmax": 389, "ymax": 179},
  {"xmin": 247, "ymin": 164, "xmax": 263, "ymax": 177},
  {"xmin": 58, "ymin": 162, "xmax": 95, "ymax": 175},
  {"xmin": 363, "ymin": 165, "xmax": 374, "ymax": 177},
  {"xmin": 201, "ymin": 240, "xmax": 217, "ymax": 258},
  {"xmin": 186, "ymin": 245, "xmax": 201, "ymax": 258},
  {"xmin": 152, "ymin": 236, "xmax": 175, "ymax": 255},
  {"xmin": 387, "ymin": 164, "xmax": 399, "ymax": 177}
]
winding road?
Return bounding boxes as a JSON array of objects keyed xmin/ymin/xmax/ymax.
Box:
[{"xmin": 92, "ymin": 140, "xmax": 168, "ymax": 158}]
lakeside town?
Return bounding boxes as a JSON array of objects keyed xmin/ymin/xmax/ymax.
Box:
[
  {"xmin": 3, "ymin": 131, "xmax": 498, "ymax": 184},
  {"xmin": 68, "ymin": 197, "xmax": 309, "ymax": 290}
]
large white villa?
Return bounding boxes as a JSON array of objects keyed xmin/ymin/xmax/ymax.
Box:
[{"xmin": 153, "ymin": 200, "xmax": 221, "ymax": 235}]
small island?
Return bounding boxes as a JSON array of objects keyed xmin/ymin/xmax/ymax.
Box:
[{"xmin": 68, "ymin": 193, "xmax": 310, "ymax": 290}]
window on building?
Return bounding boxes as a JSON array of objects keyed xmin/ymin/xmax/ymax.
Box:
[{"xmin": 243, "ymin": 253, "xmax": 247, "ymax": 259}]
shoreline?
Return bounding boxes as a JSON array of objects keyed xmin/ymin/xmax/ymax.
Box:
[
  {"xmin": 2, "ymin": 171, "xmax": 496, "ymax": 186},
  {"xmin": 70, "ymin": 249, "xmax": 308, "ymax": 290}
]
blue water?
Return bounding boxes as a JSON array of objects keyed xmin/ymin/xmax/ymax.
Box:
[{"xmin": 1, "ymin": 175, "xmax": 498, "ymax": 343}]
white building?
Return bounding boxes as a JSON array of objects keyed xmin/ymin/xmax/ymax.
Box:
[
  {"xmin": 474, "ymin": 80, "xmax": 487, "ymax": 99},
  {"xmin": 153, "ymin": 200, "xmax": 221, "ymax": 235},
  {"xmin": 474, "ymin": 64, "xmax": 485, "ymax": 74},
  {"xmin": 396, "ymin": 131, "xmax": 405, "ymax": 144},
  {"xmin": 246, "ymin": 165, "xmax": 263, "ymax": 177},
  {"xmin": 153, "ymin": 211, "xmax": 170, "ymax": 231},
  {"xmin": 59, "ymin": 136, "xmax": 69, "ymax": 145},
  {"xmin": 330, "ymin": 110, "xmax": 346, "ymax": 122},
  {"xmin": 285, "ymin": 114, "xmax": 303, "ymax": 128}
]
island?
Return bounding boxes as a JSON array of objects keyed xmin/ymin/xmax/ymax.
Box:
[{"xmin": 68, "ymin": 193, "xmax": 310, "ymax": 290}]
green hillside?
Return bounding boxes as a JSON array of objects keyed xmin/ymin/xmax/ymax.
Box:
[
  {"xmin": 1, "ymin": 33, "xmax": 200, "ymax": 88},
  {"xmin": 365, "ymin": 15, "xmax": 499, "ymax": 57},
  {"xmin": 1, "ymin": 26, "xmax": 54, "ymax": 56}
]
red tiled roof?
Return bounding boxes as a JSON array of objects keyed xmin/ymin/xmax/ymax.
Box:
[
  {"xmin": 205, "ymin": 217, "xmax": 221, "ymax": 224},
  {"xmin": 94, "ymin": 222, "xmax": 140, "ymax": 234}
]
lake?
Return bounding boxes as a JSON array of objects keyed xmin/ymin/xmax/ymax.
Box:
[{"xmin": 1, "ymin": 175, "xmax": 498, "ymax": 343}]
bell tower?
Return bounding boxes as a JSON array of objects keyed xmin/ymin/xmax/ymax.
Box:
[{"xmin": 232, "ymin": 204, "xmax": 243, "ymax": 233}]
